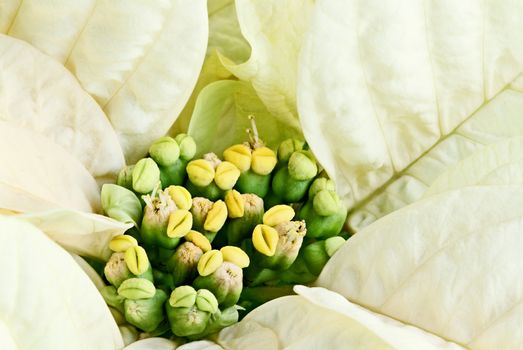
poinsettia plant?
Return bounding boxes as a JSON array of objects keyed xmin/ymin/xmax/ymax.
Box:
[{"xmin": 2, "ymin": 0, "xmax": 523, "ymax": 349}]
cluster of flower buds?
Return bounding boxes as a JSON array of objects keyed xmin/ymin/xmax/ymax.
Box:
[{"xmin": 96, "ymin": 121, "xmax": 350, "ymax": 342}]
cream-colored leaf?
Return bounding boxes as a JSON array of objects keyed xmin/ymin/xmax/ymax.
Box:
[
  {"xmin": 71, "ymin": 254, "xmax": 106, "ymax": 290},
  {"xmin": 297, "ymin": 0, "xmax": 523, "ymax": 231},
  {"xmin": 3, "ymin": 0, "xmax": 208, "ymax": 163},
  {"xmin": 318, "ymin": 186, "xmax": 523, "ymax": 349},
  {"xmin": 123, "ymin": 338, "xmax": 178, "ymax": 350},
  {"xmin": 15, "ymin": 209, "xmax": 131, "ymax": 260},
  {"xmin": 0, "ymin": 122, "xmax": 100, "ymax": 213},
  {"xmin": 424, "ymin": 136, "xmax": 523, "ymax": 196},
  {"xmin": 218, "ymin": 286, "xmax": 462, "ymax": 349},
  {"xmin": 0, "ymin": 34, "xmax": 124, "ymax": 181},
  {"xmin": 0, "ymin": 216, "xmax": 123, "ymax": 349}
]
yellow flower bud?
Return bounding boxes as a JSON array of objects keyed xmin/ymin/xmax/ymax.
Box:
[
  {"xmin": 165, "ymin": 185, "xmax": 192, "ymax": 210},
  {"xmin": 263, "ymin": 205, "xmax": 295, "ymax": 227},
  {"xmin": 197, "ymin": 249, "xmax": 223, "ymax": 276},
  {"xmin": 185, "ymin": 230, "xmax": 212, "ymax": 252},
  {"xmin": 167, "ymin": 209, "xmax": 193, "ymax": 238},
  {"xmin": 214, "ymin": 161, "xmax": 241, "ymax": 190},
  {"xmin": 109, "ymin": 235, "xmax": 138, "ymax": 252},
  {"xmin": 251, "ymin": 147, "xmax": 277, "ymax": 175},
  {"xmin": 203, "ymin": 200, "xmax": 228, "ymax": 232},
  {"xmin": 223, "ymin": 144, "xmax": 252, "ymax": 172},
  {"xmin": 252, "ymin": 224, "xmax": 279, "ymax": 256},
  {"xmin": 124, "ymin": 246, "xmax": 150, "ymax": 275},
  {"xmin": 187, "ymin": 159, "xmax": 215, "ymax": 187},
  {"xmin": 224, "ymin": 190, "xmax": 245, "ymax": 218},
  {"xmin": 220, "ymin": 246, "xmax": 250, "ymax": 268}
]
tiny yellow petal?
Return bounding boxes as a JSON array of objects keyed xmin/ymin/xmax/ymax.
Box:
[
  {"xmin": 252, "ymin": 224, "xmax": 279, "ymax": 257},
  {"xmin": 124, "ymin": 246, "xmax": 150, "ymax": 275},
  {"xmin": 197, "ymin": 250, "xmax": 223, "ymax": 276},
  {"xmin": 214, "ymin": 161, "xmax": 241, "ymax": 190},
  {"xmin": 251, "ymin": 147, "xmax": 277, "ymax": 175},
  {"xmin": 225, "ymin": 190, "xmax": 245, "ymax": 218},
  {"xmin": 166, "ymin": 185, "xmax": 192, "ymax": 210},
  {"xmin": 223, "ymin": 144, "xmax": 252, "ymax": 172},
  {"xmin": 167, "ymin": 210, "xmax": 193, "ymax": 238},
  {"xmin": 220, "ymin": 246, "xmax": 250, "ymax": 268},
  {"xmin": 204, "ymin": 200, "xmax": 228, "ymax": 232},
  {"xmin": 185, "ymin": 230, "xmax": 212, "ymax": 252},
  {"xmin": 263, "ymin": 205, "xmax": 295, "ymax": 227},
  {"xmin": 187, "ymin": 159, "xmax": 215, "ymax": 187},
  {"xmin": 109, "ymin": 235, "xmax": 138, "ymax": 252}
]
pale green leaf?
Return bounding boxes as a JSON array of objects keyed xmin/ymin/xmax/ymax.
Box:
[
  {"xmin": 187, "ymin": 80, "xmax": 302, "ymax": 157},
  {"xmin": 15, "ymin": 209, "xmax": 131, "ymax": 260},
  {"xmin": 318, "ymin": 186, "xmax": 523, "ymax": 349},
  {"xmin": 0, "ymin": 122, "xmax": 100, "ymax": 213},
  {"xmin": 218, "ymin": 286, "xmax": 462, "ymax": 349},
  {"xmin": 171, "ymin": 0, "xmax": 250, "ymax": 134},
  {"xmin": 297, "ymin": 0, "xmax": 523, "ymax": 231},
  {"xmin": 0, "ymin": 34, "xmax": 124, "ymax": 182},
  {"xmin": 220, "ymin": 0, "xmax": 314, "ymax": 125},
  {"xmin": 424, "ymin": 136, "xmax": 523, "ymax": 197},
  {"xmin": 2, "ymin": 0, "xmax": 208, "ymax": 163},
  {"xmin": 0, "ymin": 216, "xmax": 123, "ymax": 349}
]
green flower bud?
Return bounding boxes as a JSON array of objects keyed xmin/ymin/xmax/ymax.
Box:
[
  {"xmin": 124, "ymin": 289, "xmax": 168, "ymax": 332},
  {"xmin": 279, "ymin": 255, "xmax": 316, "ymax": 285},
  {"xmin": 193, "ymin": 262, "xmax": 243, "ymax": 308},
  {"xmin": 197, "ymin": 250, "xmax": 223, "ymax": 276},
  {"xmin": 124, "ymin": 246, "xmax": 150, "ymax": 276},
  {"xmin": 101, "ymin": 184, "xmax": 142, "ymax": 226},
  {"xmin": 312, "ymin": 190, "xmax": 341, "ymax": 216},
  {"xmin": 235, "ymin": 169, "xmax": 272, "ymax": 198},
  {"xmin": 117, "ymin": 165, "xmax": 135, "ymax": 190},
  {"xmin": 271, "ymin": 166, "xmax": 312, "ymax": 203},
  {"xmin": 149, "ymin": 136, "xmax": 180, "ymax": 166},
  {"xmin": 166, "ymin": 305, "xmax": 210, "ymax": 338},
  {"xmin": 109, "ymin": 307, "xmax": 126, "ymax": 325},
  {"xmin": 100, "ymin": 285, "xmax": 126, "ymax": 313},
  {"xmin": 153, "ymin": 269, "xmax": 174, "ymax": 293},
  {"xmin": 109, "ymin": 235, "xmax": 138, "ymax": 253},
  {"xmin": 297, "ymin": 199, "xmax": 346, "ymax": 239},
  {"xmin": 256, "ymin": 221, "xmax": 307, "ymax": 270},
  {"xmin": 104, "ymin": 252, "xmax": 134, "ymax": 288},
  {"xmin": 191, "ymin": 306, "xmax": 239, "ymax": 339},
  {"xmin": 119, "ymin": 325, "xmax": 139, "ymax": 346},
  {"xmin": 195, "ymin": 289, "xmax": 219, "ymax": 314},
  {"xmin": 288, "ymin": 150, "xmax": 317, "ymax": 181},
  {"xmin": 308, "ymin": 178, "xmax": 336, "ymax": 199},
  {"xmin": 225, "ymin": 193, "xmax": 264, "ymax": 245},
  {"xmin": 175, "ymin": 133, "xmax": 197, "ymax": 160},
  {"xmin": 132, "ymin": 158, "xmax": 161, "ymax": 194},
  {"xmin": 141, "ymin": 191, "xmax": 180, "ymax": 249},
  {"xmin": 251, "ymin": 147, "xmax": 277, "ymax": 175},
  {"xmin": 186, "ymin": 180, "xmax": 224, "ymax": 201},
  {"xmin": 325, "ymin": 236, "xmax": 346, "ymax": 257},
  {"xmin": 167, "ymin": 242, "xmax": 203, "ymax": 286},
  {"xmin": 277, "ymin": 139, "xmax": 305, "ymax": 163},
  {"xmin": 169, "ymin": 286, "xmax": 197, "ymax": 308},
  {"xmin": 302, "ymin": 241, "xmax": 329, "ymax": 276},
  {"xmin": 159, "ymin": 158, "xmax": 188, "ymax": 187},
  {"xmin": 117, "ymin": 278, "xmax": 156, "ymax": 299},
  {"xmin": 187, "ymin": 159, "xmax": 215, "ymax": 187}
]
